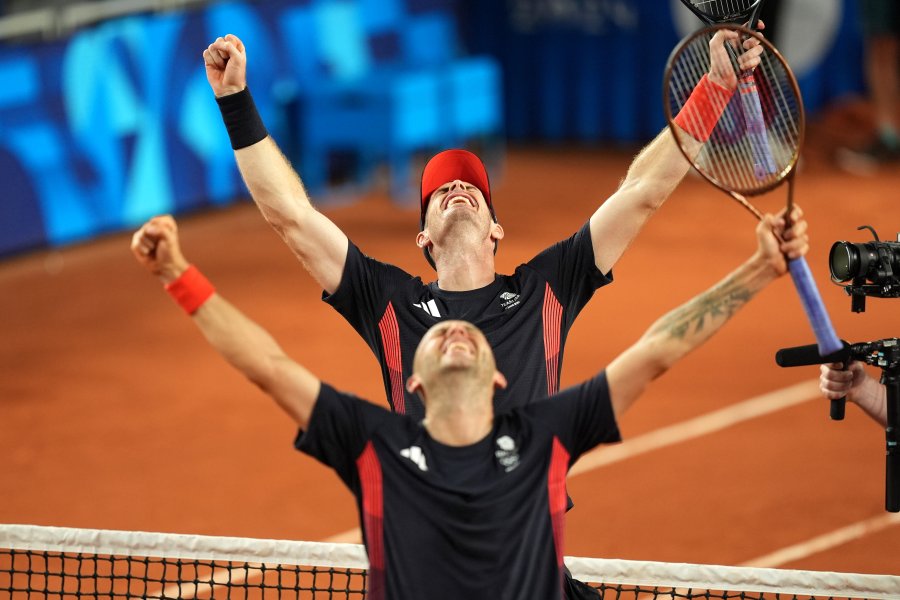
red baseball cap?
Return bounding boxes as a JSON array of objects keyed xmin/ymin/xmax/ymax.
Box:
[{"xmin": 420, "ymin": 149, "xmax": 495, "ymax": 228}]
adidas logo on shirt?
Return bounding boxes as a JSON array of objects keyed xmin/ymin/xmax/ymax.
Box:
[
  {"xmin": 400, "ymin": 445, "xmax": 429, "ymax": 471},
  {"xmin": 413, "ymin": 299, "xmax": 442, "ymax": 318}
]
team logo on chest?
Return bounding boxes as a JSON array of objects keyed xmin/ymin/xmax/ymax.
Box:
[
  {"xmin": 400, "ymin": 445, "xmax": 429, "ymax": 471},
  {"xmin": 499, "ymin": 292, "xmax": 520, "ymax": 311},
  {"xmin": 495, "ymin": 435, "xmax": 520, "ymax": 472}
]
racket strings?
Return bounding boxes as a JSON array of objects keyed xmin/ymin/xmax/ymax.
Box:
[
  {"xmin": 667, "ymin": 27, "xmax": 802, "ymax": 197},
  {"xmin": 670, "ymin": 42, "xmax": 760, "ymax": 189}
]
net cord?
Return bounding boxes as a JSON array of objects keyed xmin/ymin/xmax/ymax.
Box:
[
  {"xmin": 567, "ymin": 555, "xmax": 900, "ymax": 599},
  {"xmin": 0, "ymin": 523, "xmax": 367, "ymax": 570},
  {"xmin": 3, "ymin": 524, "xmax": 899, "ymax": 599}
]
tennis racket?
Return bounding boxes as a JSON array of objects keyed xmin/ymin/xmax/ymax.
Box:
[
  {"xmin": 678, "ymin": 0, "xmax": 776, "ymax": 179},
  {"xmin": 663, "ymin": 24, "xmax": 842, "ymax": 359}
]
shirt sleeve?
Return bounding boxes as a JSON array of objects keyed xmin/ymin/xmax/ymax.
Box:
[
  {"xmin": 322, "ymin": 241, "xmax": 415, "ymax": 353},
  {"xmin": 524, "ymin": 221, "xmax": 613, "ymax": 320},
  {"xmin": 294, "ymin": 383, "xmax": 393, "ymax": 489},
  {"xmin": 526, "ymin": 371, "xmax": 621, "ymax": 464}
]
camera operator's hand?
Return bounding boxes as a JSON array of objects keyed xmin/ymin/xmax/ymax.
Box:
[
  {"xmin": 819, "ymin": 361, "xmax": 865, "ymax": 399},
  {"xmin": 819, "ymin": 362, "xmax": 888, "ymax": 427}
]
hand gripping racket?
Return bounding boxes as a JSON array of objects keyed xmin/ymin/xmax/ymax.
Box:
[
  {"xmin": 678, "ymin": 0, "xmax": 776, "ymax": 179},
  {"xmin": 663, "ymin": 24, "xmax": 842, "ymax": 357}
]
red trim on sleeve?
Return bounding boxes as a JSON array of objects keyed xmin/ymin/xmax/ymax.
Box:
[
  {"xmin": 542, "ymin": 284, "xmax": 563, "ymax": 395},
  {"xmin": 378, "ymin": 302, "xmax": 406, "ymax": 414},
  {"xmin": 547, "ymin": 437, "xmax": 570, "ymax": 580},
  {"xmin": 356, "ymin": 442, "xmax": 385, "ymax": 599}
]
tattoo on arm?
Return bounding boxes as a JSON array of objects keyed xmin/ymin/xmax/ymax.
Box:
[{"xmin": 650, "ymin": 276, "xmax": 755, "ymax": 340}]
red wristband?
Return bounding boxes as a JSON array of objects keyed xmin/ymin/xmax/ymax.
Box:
[
  {"xmin": 164, "ymin": 265, "xmax": 215, "ymax": 315},
  {"xmin": 673, "ymin": 74, "xmax": 734, "ymax": 142}
]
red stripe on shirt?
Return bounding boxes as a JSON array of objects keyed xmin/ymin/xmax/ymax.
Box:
[
  {"xmin": 378, "ymin": 302, "xmax": 406, "ymax": 414},
  {"xmin": 357, "ymin": 441, "xmax": 385, "ymax": 599},
  {"xmin": 542, "ymin": 284, "xmax": 563, "ymax": 395},
  {"xmin": 547, "ymin": 437, "xmax": 570, "ymax": 572}
]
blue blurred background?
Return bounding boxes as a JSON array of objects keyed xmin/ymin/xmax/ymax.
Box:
[{"xmin": 0, "ymin": 0, "xmax": 866, "ymax": 257}]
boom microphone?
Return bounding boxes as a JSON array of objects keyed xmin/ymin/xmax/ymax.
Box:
[
  {"xmin": 774, "ymin": 342, "xmax": 850, "ymax": 367},
  {"xmin": 775, "ymin": 341, "xmax": 851, "ymax": 420}
]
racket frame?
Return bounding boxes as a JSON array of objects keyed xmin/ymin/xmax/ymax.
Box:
[{"xmin": 679, "ymin": 0, "xmax": 766, "ymax": 30}]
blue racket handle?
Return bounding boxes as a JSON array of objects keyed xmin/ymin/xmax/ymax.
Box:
[
  {"xmin": 738, "ymin": 70, "xmax": 778, "ymax": 179},
  {"xmin": 788, "ymin": 257, "xmax": 842, "ymax": 356}
]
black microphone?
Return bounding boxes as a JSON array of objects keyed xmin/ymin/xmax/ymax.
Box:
[
  {"xmin": 774, "ymin": 342, "xmax": 850, "ymax": 367},
  {"xmin": 775, "ymin": 341, "xmax": 851, "ymax": 420}
]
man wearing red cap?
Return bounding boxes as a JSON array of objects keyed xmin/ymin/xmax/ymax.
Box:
[
  {"xmin": 203, "ymin": 30, "xmax": 754, "ymax": 420},
  {"xmin": 417, "ymin": 149, "xmax": 497, "ymax": 270},
  {"xmin": 203, "ymin": 29, "xmax": 757, "ymax": 598}
]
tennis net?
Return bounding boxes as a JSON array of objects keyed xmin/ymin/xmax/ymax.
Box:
[{"xmin": 2, "ymin": 524, "xmax": 898, "ymax": 599}]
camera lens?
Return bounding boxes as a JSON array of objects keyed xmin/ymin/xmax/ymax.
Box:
[{"xmin": 829, "ymin": 241, "xmax": 859, "ymax": 282}]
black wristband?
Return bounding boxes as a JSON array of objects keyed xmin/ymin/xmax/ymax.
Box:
[{"xmin": 216, "ymin": 87, "xmax": 268, "ymax": 150}]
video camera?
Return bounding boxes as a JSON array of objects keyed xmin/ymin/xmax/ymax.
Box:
[
  {"xmin": 776, "ymin": 226, "xmax": 900, "ymax": 512},
  {"xmin": 829, "ymin": 225, "xmax": 900, "ymax": 312}
]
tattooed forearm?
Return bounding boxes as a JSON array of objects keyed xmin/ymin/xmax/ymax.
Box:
[{"xmin": 649, "ymin": 275, "xmax": 756, "ymax": 340}]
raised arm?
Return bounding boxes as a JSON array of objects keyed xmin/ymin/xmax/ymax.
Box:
[
  {"xmin": 589, "ymin": 26, "xmax": 764, "ymax": 274},
  {"xmin": 605, "ymin": 207, "xmax": 806, "ymax": 417},
  {"xmin": 204, "ymin": 34, "xmax": 348, "ymax": 294},
  {"xmin": 820, "ymin": 362, "xmax": 888, "ymax": 427},
  {"xmin": 131, "ymin": 215, "xmax": 321, "ymax": 428}
]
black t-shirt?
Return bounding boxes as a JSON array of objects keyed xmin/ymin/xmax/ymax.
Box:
[
  {"xmin": 324, "ymin": 222, "xmax": 612, "ymax": 420},
  {"xmin": 296, "ymin": 373, "xmax": 621, "ymax": 600}
]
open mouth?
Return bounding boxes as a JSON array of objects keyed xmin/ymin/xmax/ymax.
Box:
[
  {"xmin": 442, "ymin": 193, "xmax": 476, "ymax": 210},
  {"xmin": 442, "ymin": 339, "xmax": 475, "ymax": 357}
]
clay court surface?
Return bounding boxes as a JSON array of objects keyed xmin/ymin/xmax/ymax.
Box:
[{"xmin": 2, "ymin": 109, "xmax": 899, "ymax": 578}]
